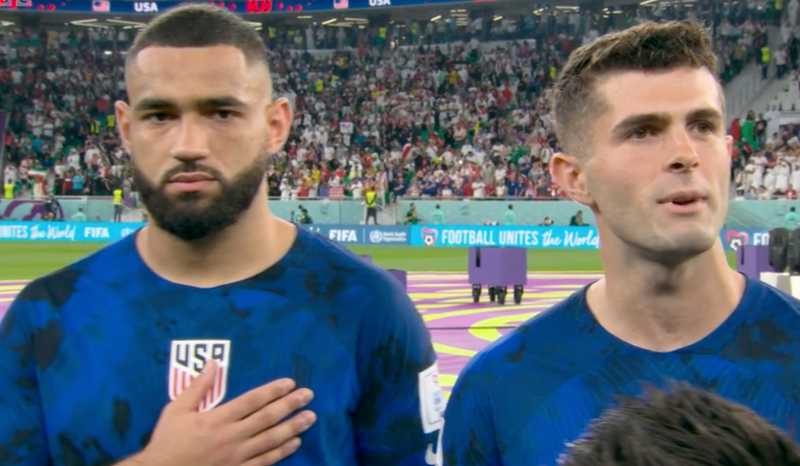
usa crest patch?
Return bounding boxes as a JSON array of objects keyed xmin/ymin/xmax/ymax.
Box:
[{"xmin": 168, "ymin": 339, "xmax": 231, "ymax": 412}]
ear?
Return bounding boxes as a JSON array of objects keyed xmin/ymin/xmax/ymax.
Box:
[
  {"xmin": 114, "ymin": 100, "xmax": 132, "ymax": 153},
  {"xmin": 724, "ymin": 133, "xmax": 734, "ymax": 158},
  {"xmin": 266, "ymin": 97, "xmax": 292, "ymax": 154},
  {"xmin": 549, "ymin": 152, "xmax": 594, "ymax": 206}
]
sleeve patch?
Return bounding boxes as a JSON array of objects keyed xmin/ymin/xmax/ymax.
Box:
[{"xmin": 418, "ymin": 362, "xmax": 446, "ymax": 434}]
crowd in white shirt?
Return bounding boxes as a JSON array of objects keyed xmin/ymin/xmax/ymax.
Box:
[{"xmin": 0, "ymin": 0, "xmax": 779, "ymax": 202}]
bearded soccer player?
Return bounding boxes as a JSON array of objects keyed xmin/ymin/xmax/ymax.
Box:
[
  {"xmin": 0, "ymin": 6, "xmax": 443, "ymax": 466},
  {"xmin": 440, "ymin": 21, "xmax": 800, "ymax": 466}
]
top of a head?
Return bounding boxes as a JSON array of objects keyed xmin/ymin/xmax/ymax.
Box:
[
  {"xmin": 551, "ymin": 20, "xmax": 718, "ymax": 156},
  {"xmin": 126, "ymin": 3, "xmax": 268, "ymax": 72},
  {"xmin": 558, "ymin": 383, "xmax": 800, "ymax": 466}
]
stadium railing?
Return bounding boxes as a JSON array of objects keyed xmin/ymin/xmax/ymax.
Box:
[{"xmin": 0, "ymin": 198, "xmax": 795, "ymax": 229}]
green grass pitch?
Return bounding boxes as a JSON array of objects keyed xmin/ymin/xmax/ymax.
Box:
[{"xmin": 0, "ymin": 242, "xmax": 739, "ymax": 281}]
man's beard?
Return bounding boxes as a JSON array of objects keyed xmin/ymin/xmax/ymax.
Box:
[{"xmin": 133, "ymin": 152, "xmax": 270, "ymax": 242}]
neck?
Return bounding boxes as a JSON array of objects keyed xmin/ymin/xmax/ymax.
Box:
[
  {"xmin": 136, "ymin": 191, "xmax": 295, "ymax": 288},
  {"xmin": 587, "ymin": 233, "xmax": 745, "ymax": 352}
]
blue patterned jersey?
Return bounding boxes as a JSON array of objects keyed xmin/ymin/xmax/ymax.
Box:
[
  {"xmin": 0, "ymin": 227, "xmax": 442, "ymax": 466},
  {"xmin": 441, "ymin": 278, "xmax": 800, "ymax": 466}
]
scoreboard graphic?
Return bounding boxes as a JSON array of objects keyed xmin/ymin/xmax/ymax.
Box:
[{"xmin": 0, "ymin": 0, "xmax": 498, "ymax": 13}]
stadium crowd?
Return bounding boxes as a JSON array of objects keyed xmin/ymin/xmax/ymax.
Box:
[
  {"xmin": 0, "ymin": 0, "xmax": 793, "ymax": 204},
  {"xmin": 732, "ymin": 105, "xmax": 800, "ymax": 199}
]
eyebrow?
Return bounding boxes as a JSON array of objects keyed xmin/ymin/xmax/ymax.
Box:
[
  {"xmin": 133, "ymin": 96, "xmax": 247, "ymax": 113},
  {"xmin": 610, "ymin": 108, "xmax": 724, "ymax": 138}
]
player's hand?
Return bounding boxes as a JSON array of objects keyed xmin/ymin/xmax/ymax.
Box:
[{"xmin": 141, "ymin": 360, "xmax": 317, "ymax": 466}]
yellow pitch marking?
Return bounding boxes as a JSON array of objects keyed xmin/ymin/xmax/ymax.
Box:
[
  {"xmin": 0, "ymin": 285, "xmax": 24, "ymax": 292},
  {"xmin": 433, "ymin": 343, "xmax": 478, "ymax": 358},
  {"xmin": 468, "ymin": 313, "xmax": 541, "ymax": 342}
]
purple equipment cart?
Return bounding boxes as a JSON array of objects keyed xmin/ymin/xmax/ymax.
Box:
[
  {"xmin": 387, "ymin": 269, "xmax": 408, "ymax": 291},
  {"xmin": 735, "ymin": 245, "xmax": 772, "ymax": 280},
  {"xmin": 468, "ymin": 247, "xmax": 528, "ymax": 305}
]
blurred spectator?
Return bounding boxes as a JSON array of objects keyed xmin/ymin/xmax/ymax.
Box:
[{"xmin": 0, "ymin": 0, "xmax": 781, "ymax": 203}]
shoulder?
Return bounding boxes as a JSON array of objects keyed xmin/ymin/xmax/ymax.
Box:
[
  {"xmin": 283, "ymin": 227, "xmax": 408, "ymax": 306},
  {"xmin": 733, "ymin": 277, "xmax": 800, "ymax": 347},
  {"xmin": 452, "ymin": 288, "xmax": 609, "ymax": 402},
  {"xmin": 5, "ymin": 236, "xmax": 138, "ymax": 373},
  {"xmin": 742, "ymin": 277, "xmax": 800, "ymax": 326},
  {"xmin": 14, "ymin": 234, "xmax": 138, "ymax": 310}
]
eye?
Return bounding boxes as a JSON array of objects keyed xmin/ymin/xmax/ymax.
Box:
[
  {"xmin": 213, "ymin": 110, "xmax": 234, "ymax": 120},
  {"xmin": 143, "ymin": 112, "xmax": 170, "ymax": 122},
  {"xmin": 628, "ymin": 127, "xmax": 653, "ymax": 140},
  {"xmin": 694, "ymin": 121, "xmax": 715, "ymax": 133}
]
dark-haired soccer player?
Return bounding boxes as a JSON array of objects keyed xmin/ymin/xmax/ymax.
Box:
[
  {"xmin": 0, "ymin": 5, "xmax": 443, "ymax": 466},
  {"xmin": 559, "ymin": 384, "xmax": 800, "ymax": 466},
  {"xmin": 440, "ymin": 20, "xmax": 800, "ymax": 466}
]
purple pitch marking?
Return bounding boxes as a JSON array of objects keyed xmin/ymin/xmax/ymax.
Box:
[
  {"xmin": 0, "ymin": 281, "xmax": 27, "ymax": 322},
  {"xmin": 410, "ymin": 272, "xmax": 601, "ymax": 386}
]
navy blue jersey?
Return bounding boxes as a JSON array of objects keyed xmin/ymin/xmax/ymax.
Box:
[
  {"xmin": 0, "ymin": 227, "xmax": 443, "ymax": 466},
  {"xmin": 441, "ymin": 277, "xmax": 800, "ymax": 466}
]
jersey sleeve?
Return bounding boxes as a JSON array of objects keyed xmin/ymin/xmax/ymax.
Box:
[
  {"xmin": 440, "ymin": 358, "xmax": 502, "ymax": 466},
  {"xmin": 0, "ymin": 295, "xmax": 50, "ymax": 465},
  {"xmin": 353, "ymin": 271, "xmax": 442, "ymax": 466}
]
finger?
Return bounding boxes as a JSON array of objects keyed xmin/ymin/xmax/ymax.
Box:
[
  {"xmin": 215, "ymin": 378, "xmax": 297, "ymax": 422},
  {"xmin": 242, "ymin": 437, "xmax": 302, "ymax": 466},
  {"xmin": 240, "ymin": 389, "xmax": 314, "ymax": 438},
  {"xmin": 242, "ymin": 410, "xmax": 316, "ymax": 461},
  {"xmin": 171, "ymin": 359, "xmax": 218, "ymax": 412}
]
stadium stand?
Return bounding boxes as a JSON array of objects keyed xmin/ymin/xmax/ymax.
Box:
[{"xmin": 0, "ymin": 0, "xmax": 788, "ymax": 209}]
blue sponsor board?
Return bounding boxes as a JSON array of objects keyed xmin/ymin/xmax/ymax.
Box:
[
  {"xmin": 719, "ymin": 228, "xmax": 771, "ymax": 251},
  {"xmin": 300, "ymin": 224, "xmax": 409, "ymax": 245},
  {"xmin": 0, "ymin": 221, "xmax": 408, "ymax": 245},
  {"xmin": 0, "ymin": 221, "xmax": 771, "ymax": 251},
  {"xmin": 409, "ymin": 225, "xmax": 771, "ymax": 251},
  {"xmin": 363, "ymin": 225, "xmax": 409, "ymax": 245},
  {"xmin": 0, "ymin": 221, "xmax": 145, "ymax": 242},
  {"xmin": 410, "ymin": 225, "xmax": 602, "ymax": 249}
]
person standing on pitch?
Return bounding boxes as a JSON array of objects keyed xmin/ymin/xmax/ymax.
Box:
[
  {"xmin": 364, "ymin": 184, "xmax": 379, "ymax": 225},
  {"xmin": 439, "ymin": 20, "xmax": 800, "ymax": 466},
  {"xmin": 0, "ymin": 5, "xmax": 443, "ymax": 466}
]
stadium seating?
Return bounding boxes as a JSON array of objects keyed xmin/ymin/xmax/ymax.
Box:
[{"xmin": 0, "ymin": 2, "xmax": 786, "ymax": 206}]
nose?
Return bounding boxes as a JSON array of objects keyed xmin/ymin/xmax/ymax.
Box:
[
  {"xmin": 169, "ymin": 115, "xmax": 211, "ymax": 163},
  {"xmin": 664, "ymin": 127, "xmax": 700, "ymax": 173}
]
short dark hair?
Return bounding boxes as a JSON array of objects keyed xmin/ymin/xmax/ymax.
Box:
[
  {"xmin": 552, "ymin": 20, "xmax": 719, "ymax": 158},
  {"xmin": 558, "ymin": 383, "xmax": 800, "ymax": 466},
  {"xmin": 126, "ymin": 4, "xmax": 268, "ymax": 72}
]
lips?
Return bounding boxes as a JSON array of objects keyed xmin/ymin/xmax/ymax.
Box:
[
  {"xmin": 169, "ymin": 173, "xmax": 215, "ymax": 183},
  {"xmin": 658, "ymin": 191, "xmax": 707, "ymax": 205}
]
